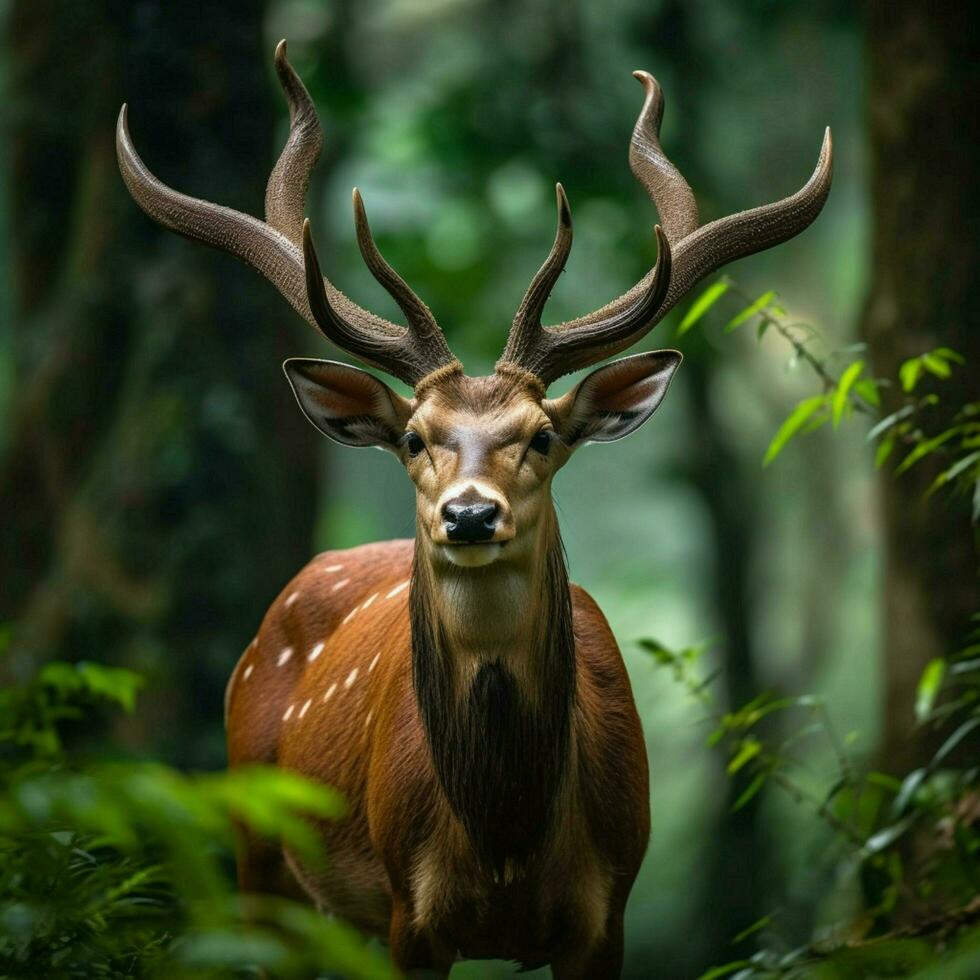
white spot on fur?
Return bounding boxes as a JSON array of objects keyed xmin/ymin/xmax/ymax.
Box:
[
  {"xmin": 323, "ymin": 682, "xmax": 338, "ymax": 702},
  {"xmin": 285, "ymin": 591, "xmax": 300, "ymax": 608},
  {"xmin": 362, "ymin": 592, "xmax": 378, "ymax": 610},
  {"xmin": 242, "ymin": 664, "xmax": 254, "ymax": 681},
  {"xmin": 277, "ymin": 647, "xmax": 293, "ymax": 667},
  {"xmin": 386, "ymin": 580, "xmax": 409, "ymax": 599},
  {"xmin": 368, "ymin": 652, "xmax": 381, "ymax": 672},
  {"xmin": 299, "ymin": 698, "xmax": 312, "ymax": 719},
  {"xmin": 308, "ymin": 642, "xmax": 325, "ymax": 662},
  {"xmin": 323, "ymin": 564, "xmax": 343, "ymax": 572},
  {"xmin": 345, "ymin": 667, "xmax": 359, "ymax": 689},
  {"xmin": 331, "ymin": 578, "xmax": 350, "ymax": 592},
  {"xmin": 342, "ymin": 606, "xmax": 359, "ymax": 624},
  {"xmin": 283, "ymin": 703, "xmax": 295, "ymax": 721},
  {"xmin": 364, "ymin": 710, "xmax": 373, "ymax": 727}
]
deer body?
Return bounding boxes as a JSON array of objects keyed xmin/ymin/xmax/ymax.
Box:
[
  {"xmin": 227, "ymin": 538, "xmax": 647, "ymax": 972},
  {"xmin": 118, "ymin": 39, "xmax": 830, "ymax": 976}
]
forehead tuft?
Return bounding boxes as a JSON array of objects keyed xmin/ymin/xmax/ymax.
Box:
[
  {"xmin": 409, "ymin": 371, "xmax": 552, "ymax": 445},
  {"xmin": 415, "ymin": 371, "xmax": 544, "ymax": 416}
]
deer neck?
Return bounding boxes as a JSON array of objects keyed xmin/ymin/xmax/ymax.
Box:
[{"xmin": 409, "ymin": 509, "xmax": 576, "ymax": 875}]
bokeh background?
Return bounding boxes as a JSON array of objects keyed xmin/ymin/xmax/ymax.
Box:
[{"xmin": 2, "ymin": 1, "xmax": 975, "ymax": 977}]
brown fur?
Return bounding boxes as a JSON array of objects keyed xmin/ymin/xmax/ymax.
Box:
[{"xmin": 227, "ymin": 539, "xmax": 649, "ymax": 974}]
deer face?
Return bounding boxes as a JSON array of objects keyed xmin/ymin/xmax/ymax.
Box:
[{"xmin": 285, "ymin": 351, "xmax": 681, "ymax": 570}]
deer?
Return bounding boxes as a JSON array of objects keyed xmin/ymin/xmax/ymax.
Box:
[{"xmin": 116, "ymin": 40, "xmax": 831, "ymax": 978}]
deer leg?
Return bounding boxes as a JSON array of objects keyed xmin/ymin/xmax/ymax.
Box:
[
  {"xmin": 388, "ymin": 896, "xmax": 453, "ymax": 977},
  {"xmin": 235, "ymin": 828, "xmax": 313, "ymax": 979},
  {"xmin": 236, "ymin": 826, "xmax": 308, "ymax": 903}
]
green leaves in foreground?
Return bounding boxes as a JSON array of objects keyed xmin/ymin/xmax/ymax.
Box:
[{"xmin": 0, "ymin": 660, "xmax": 393, "ymax": 980}]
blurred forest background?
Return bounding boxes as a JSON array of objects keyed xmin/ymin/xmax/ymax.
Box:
[{"xmin": 1, "ymin": 0, "xmax": 977, "ymax": 978}]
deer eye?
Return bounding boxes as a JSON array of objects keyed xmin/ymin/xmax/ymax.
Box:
[
  {"xmin": 404, "ymin": 432, "xmax": 425, "ymax": 457},
  {"xmin": 529, "ymin": 429, "xmax": 552, "ymax": 456}
]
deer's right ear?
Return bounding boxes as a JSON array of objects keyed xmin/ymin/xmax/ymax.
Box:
[{"xmin": 283, "ymin": 359, "xmax": 413, "ymax": 451}]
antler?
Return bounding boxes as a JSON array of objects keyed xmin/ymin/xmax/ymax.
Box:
[
  {"xmin": 500, "ymin": 71, "xmax": 833, "ymax": 384},
  {"xmin": 116, "ymin": 40, "xmax": 457, "ymax": 387},
  {"xmin": 500, "ymin": 185, "xmax": 672, "ymax": 384}
]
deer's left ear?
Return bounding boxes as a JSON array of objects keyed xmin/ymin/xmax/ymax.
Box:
[
  {"xmin": 283, "ymin": 358, "xmax": 412, "ymax": 451},
  {"xmin": 545, "ymin": 350, "xmax": 682, "ymax": 446}
]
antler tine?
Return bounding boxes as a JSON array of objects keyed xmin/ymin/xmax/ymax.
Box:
[
  {"xmin": 304, "ymin": 218, "xmax": 456, "ymax": 386},
  {"xmin": 499, "ymin": 184, "xmax": 573, "ymax": 371},
  {"xmin": 629, "ymin": 71, "xmax": 699, "ymax": 241},
  {"xmin": 265, "ymin": 39, "xmax": 324, "ymax": 246},
  {"xmin": 540, "ymin": 224, "xmax": 671, "ymax": 376},
  {"xmin": 352, "ymin": 189, "xmax": 446, "ymax": 342},
  {"xmin": 500, "ymin": 211, "xmax": 672, "ymax": 382},
  {"xmin": 662, "ymin": 127, "xmax": 832, "ymax": 308},
  {"xmin": 500, "ymin": 72, "xmax": 832, "ymax": 385},
  {"xmin": 117, "ymin": 40, "xmax": 456, "ymax": 388}
]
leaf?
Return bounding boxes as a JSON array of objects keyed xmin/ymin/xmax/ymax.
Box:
[
  {"xmin": 876, "ymin": 434, "xmax": 896, "ymax": 469},
  {"xmin": 866, "ymin": 771, "xmax": 902, "ymax": 793},
  {"xmin": 894, "ymin": 427, "xmax": 961, "ymax": 475},
  {"xmin": 867, "ymin": 404, "xmax": 916, "ymax": 443},
  {"xmin": 762, "ymin": 395, "xmax": 826, "ymax": 467},
  {"xmin": 728, "ymin": 737, "xmax": 762, "ymax": 774},
  {"xmin": 698, "ymin": 961, "xmax": 751, "ymax": 980},
  {"xmin": 891, "ymin": 768, "xmax": 927, "ymax": 816},
  {"xmin": 853, "ymin": 378, "xmax": 881, "ymax": 407},
  {"xmin": 932, "ymin": 716, "xmax": 980, "ymax": 767},
  {"xmin": 899, "ymin": 358, "xmax": 923, "ymax": 393},
  {"xmin": 922, "ymin": 352, "xmax": 952, "ymax": 379},
  {"xmin": 933, "ymin": 346, "xmax": 965, "ymax": 364},
  {"xmin": 733, "ymin": 915, "xmax": 772, "ymax": 945},
  {"xmin": 757, "ymin": 318, "xmax": 771, "ymax": 340},
  {"xmin": 928, "ymin": 450, "xmax": 980, "ymax": 495},
  {"xmin": 724, "ymin": 290, "xmax": 775, "ymax": 333},
  {"xmin": 832, "ymin": 360, "xmax": 864, "ymax": 428},
  {"xmin": 637, "ymin": 638, "xmax": 675, "ymax": 665},
  {"xmin": 676, "ymin": 281, "xmax": 729, "ymax": 338},
  {"xmin": 77, "ymin": 663, "xmax": 145, "ymax": 713},
  {"xmin": 732, "ymin": 772, "xmax": 767, "ymax": 812},
  {"xmin": 862, "ymin": 817, "xmax": 913, "ymax": 856},
  {"xmin": 914, "ymin": 658, "xmax": 946, "ymax": 722}
]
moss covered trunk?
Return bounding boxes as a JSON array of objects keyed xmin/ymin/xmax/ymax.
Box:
[{"xmin": 862, "ymin": 1, "xmax": 978, "ymax": 772}]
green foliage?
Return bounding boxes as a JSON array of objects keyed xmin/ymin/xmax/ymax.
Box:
[
  {"xmin": 762, "ymin": 396, "xmax": 827, "ymax": 467},
  {"xmin": 643, "ymin": 632, "xmax": 980, "ymax": 980},
  {"xmin": 677, "ymin": 281, "xmax": 979, "ymax": 516},
  {"xmin": 655, "ymin": 279, "xmax": 980, "ymax": 978},
  {"xmin": 0, "ymin": 643, "xmax": 393, "ymax": 979},
  {"xmin": 899, "ymin": 349, "xmax": 965, "ymax": 393},
  {"xmin": 0, "ymin": 659, "xmax": 143, "ymax": 758},
  {"xmin": 676, "ymin": 281, "xmax": 731, "ymax": 338}
]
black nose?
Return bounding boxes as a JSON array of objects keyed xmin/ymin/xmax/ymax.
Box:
[{"xmin": 443, "ymin": 501, "xmax": 498, "ymax": 543}]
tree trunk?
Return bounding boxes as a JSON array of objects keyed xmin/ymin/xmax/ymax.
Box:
[
  {"xmin": 862, "ymin": 1, "xmax": 979, "ymax": 773},
  {"xmin": 1, "ymin": 0, "xmax": 319, "ymax": 766},
  {"xmin": 684, "ymin": 355, "xmax": 767, "ymax": 972}
]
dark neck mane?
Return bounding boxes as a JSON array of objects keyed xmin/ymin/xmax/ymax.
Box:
[{"xmin": 410, "ymin": 534, "xmax": 575, "ymax": 876}]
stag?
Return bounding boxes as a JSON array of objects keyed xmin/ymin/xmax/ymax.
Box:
[{"xmin": 117, "ymin": 41, "xmax": 831, "ymax": 977}]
